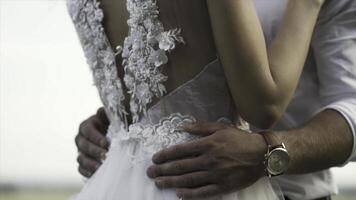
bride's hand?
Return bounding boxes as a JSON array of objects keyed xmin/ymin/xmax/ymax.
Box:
[
  {"xmin": 75, "ymin": 107, "xmax": 110, "ymax": 177},
  {"xmin": 147, "ymin": 122, "xmax": 267, "ymax": 199}
]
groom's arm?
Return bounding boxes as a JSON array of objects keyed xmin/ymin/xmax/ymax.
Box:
[
  {"xmin": 146, "ymin": 109, "xmax": 354, "ymax": 199},
  {"xmin": 272, "ymin": 109, "xmax": 354, "ymax": 174},
  {"xmin": 278, "ymin": 0, "xmax": 356, "ymax": 173}
]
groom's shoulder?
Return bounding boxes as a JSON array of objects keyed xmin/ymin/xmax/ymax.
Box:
[{"xmin": 317, "ymin": 0, "xmax": 356, "ymax": 24}]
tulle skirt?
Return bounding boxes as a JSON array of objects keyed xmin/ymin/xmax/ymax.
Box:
[{"xmin": 70, "ymin": 134, "xmax": 283, "ymax": 200}]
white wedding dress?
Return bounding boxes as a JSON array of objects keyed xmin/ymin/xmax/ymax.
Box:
[{"xmin": 66, "ymin": 0, "xmax": 283, "ymax": 199}]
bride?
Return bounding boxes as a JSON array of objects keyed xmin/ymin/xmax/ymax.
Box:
[{"xmin": 66, "ymin": 0, "xmax": 325, "ymax": 199}]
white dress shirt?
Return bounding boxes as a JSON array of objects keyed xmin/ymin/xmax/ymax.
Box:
[{"xmin": 253, "ymin": 0, "xmax": 356, "ymax": 199}]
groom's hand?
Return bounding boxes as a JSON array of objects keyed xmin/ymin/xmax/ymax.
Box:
[
  {"xmin": 147, "ymin": 122, "xmax": 267, "ymax": 199},
  {"xmin": 75, "ymin": 107, "xmax": 110, "ymax": 177}
]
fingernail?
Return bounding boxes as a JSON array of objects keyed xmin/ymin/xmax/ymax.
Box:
[
  {"xmin": 100, "ymin": 152, "xmax": 107, "ymax": 160},
  {"xmin": 86, "ymin": 170, "xmax": 92, "ymax": 177},
  {"xmin": 152, "ymin": 154, "xmax": 159, "ymax": 163},
  {"xmin": 176, "ymin": 189, "xmax": 183, "ymax": 198},
  {"xmin": 146, "ymin": 166, "xmax": 155, "ymax": 178},
  {"xmin": 100, "ymin": 139, "xmax": 107, "ymax": 148},
  {"xmin": 95, "ymin": 163, "xmax": 101, "ymax": 170},
  {"xmin": 155, "ymin": 178, "xmax": 163, "ymax": 188}
]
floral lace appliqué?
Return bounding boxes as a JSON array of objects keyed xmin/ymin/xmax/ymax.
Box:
[
  {"xmin": 67, "ymin": 0, "xmax": 127, "ymax": 123},
  {"xmin": 106, "ymin": 113, "xmax": 199, "ymax": 163},
  {"xmin": 67, "ymin": 0, "xmax": 184, "ymax": 127},
  {"xmin": 117, "ymin": 0, "xmax": 185, "ymax": 123}
]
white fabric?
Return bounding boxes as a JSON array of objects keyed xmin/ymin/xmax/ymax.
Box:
[
  {"xmin": 66, "ymin": 0, "xmax": 283, "ymax": 199},
  {"xmin": 71, "ymin": 129, "xmax": 279, "ymax": 200},
  {"xmin": 253, "ymin": 0, "xmax": 356, "ymax": 199}
]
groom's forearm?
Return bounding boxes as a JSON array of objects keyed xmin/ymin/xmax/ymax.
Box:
[{"xmin": 272, "ymin": 109, "xmax": 353, "ymax": 174}]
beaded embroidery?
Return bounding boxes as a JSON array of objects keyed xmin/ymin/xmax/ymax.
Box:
[
  {"xmin": 67, "ymin": 0, "xmax": 127, "ymax": 123},
  {"xmin": 118, "ymin": 0, "xmax": 185, "ymax": 122}
]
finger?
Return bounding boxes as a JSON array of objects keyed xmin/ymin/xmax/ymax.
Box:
[
  {"xmin": 91, "ymin": 117, "xmax": 109, "ymax": 137},
  {"xmin": 78, "ymin": 166, "xmax": 93, "ymax": 178},
  {"xmin": 75, "ymin": 134, "xmax": 107, "ymax": 161},
  {"xmin": 154, "ymin": 171, "xmax": 213, "ymax": 189},
  {"xmin": 152, "ymin": 138, "xmax": 210, "ymax": 164},
  {"xmin": 79, "ymin": 117, "xmax": 109, "ymax": 149},
  {"xmin": 147, "ymin": 156, "xmax": 206, "ymax": 178},
  {"xmin": 77, "ymin": 153, "xmax": 101, "ymax": 176},
  {"xmin": 96, "ymin": 107, "xmax": 110, "ymax": 125},
  {"xmin": 182, "ymin": 121, "xmax": 228, "ymax": 136},
  {"xmin": 176, "ymin": 184, "xmax": 221, "ymax": 199},
  {"xmin": 91, "ymin": 112, "xmax": 110, "ymax": 135}
]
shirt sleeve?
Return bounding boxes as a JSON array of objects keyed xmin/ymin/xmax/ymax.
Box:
[{"xmin": 311, "ymin": 0, "xmax": 356, "ymax": 163}]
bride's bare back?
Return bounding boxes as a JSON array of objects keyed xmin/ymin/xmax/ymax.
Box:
[{"xmin": 100, "ymin": 0, "xmax": 217, "ymax": 105}]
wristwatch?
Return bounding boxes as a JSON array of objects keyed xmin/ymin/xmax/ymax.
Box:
[{"xmin": 260, "ymin": 131, "xmax": 290, "ymax": 177}]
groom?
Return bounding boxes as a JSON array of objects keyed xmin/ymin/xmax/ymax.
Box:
[{"xmin": 74, "ymin": 0, "xmax": 356, "ymax": 199}]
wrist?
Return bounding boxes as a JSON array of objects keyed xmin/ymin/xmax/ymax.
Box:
[
  {"xmin": 251, "ymin": 133, "xmax": 268, "ymax": 175},
  {"xmin": 257, "ymin": 130, "xmax": 290, "ymax": 177}
]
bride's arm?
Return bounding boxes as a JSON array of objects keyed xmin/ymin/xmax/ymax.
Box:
[{"xmin": 207, "ymin": 0, "xmax": 324, "ymax": 128}]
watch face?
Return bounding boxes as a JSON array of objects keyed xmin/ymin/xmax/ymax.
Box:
[{"xmin": 267, "ymin": 147, "xmax": 290, "ymax": 175}]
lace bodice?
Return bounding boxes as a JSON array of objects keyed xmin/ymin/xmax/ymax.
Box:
[
  {"xmin": 66, "ymin": 0, "xmax": 241, "ymax": 160},
  {"xmin": 67, "ymin": 0, "xmax": 184, "ymax": 126}
]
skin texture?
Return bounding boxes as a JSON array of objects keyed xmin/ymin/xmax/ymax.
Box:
[
  {"xmin": 147, "ymin": 122, "xmax": 268, "ymax": 198},
  {"xmin": 148, "ymin": 110, "xmax": 353, "ymax": 199},
  {"xmin": 75, "ymin": 108, "xmax": 109, "ymax": 177},
  {"xmin": 207, "ymin": 0, "xmax": 324, "ymax": 128},
  {"xmin": 277, "ymin": 109, "xmax": 354, "ymax": 174},
  {"xmin": 77, "ymin": 108, "xmax": 353, "ymax": 198}
]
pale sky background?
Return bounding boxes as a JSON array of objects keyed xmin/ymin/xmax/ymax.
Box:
[{"xmin": 0, "ymin": 0, "xmax": 355, "ymax": 190}]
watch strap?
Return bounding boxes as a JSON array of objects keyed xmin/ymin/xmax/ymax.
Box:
[{"xmin": 261, "ymin": 131, "xmax": 281, "ymax": 148}]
